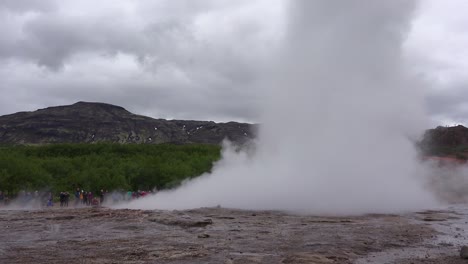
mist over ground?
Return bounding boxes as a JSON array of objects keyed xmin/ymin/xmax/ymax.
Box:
[{"xmin": 117, "ymin": 0, "xmax": 439, "ymax": 214}]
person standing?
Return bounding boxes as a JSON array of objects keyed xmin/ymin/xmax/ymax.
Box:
[
  {"xmin": 83, "ymin": 191, "xmax": 88, "ymax": 205},
  {"xmin": 47, "ymin": 192, "xmax": 53, "ymax": 207},
  {"xmin": 87, "ymin": 192, "xmax": 93, "ymax": 206},
  {"xmin": 64, "ymin": 192, "xmax": 70, "ymax": 207},
  {"xmin": 75, "ymin": 188, "xmax": 80, "ymax": 206},
  {"xmin": 59, "ymin": 192, "xmax": 65, "ymax": 207},
  {"xmin": 99, "ymin": 189, "xmax": 105, "ymax": 205}
]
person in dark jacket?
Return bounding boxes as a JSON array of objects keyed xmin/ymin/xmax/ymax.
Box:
[
  {"xmin": 74, "ymin": 188, "xmax": 80, "ymax": 206},
  {"xmin": 59, "ymin": 192, "xmax": 65, "ymax": 207}
]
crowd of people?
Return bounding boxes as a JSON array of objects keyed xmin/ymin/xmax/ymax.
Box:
[{"xmin": 0, "ymin": 189, "xmax": 156, "ymax": 208}]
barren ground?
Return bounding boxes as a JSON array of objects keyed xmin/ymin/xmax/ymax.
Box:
[{"xmin": 0, "ymin": 205, "xmax": 467, "ymax": 264}]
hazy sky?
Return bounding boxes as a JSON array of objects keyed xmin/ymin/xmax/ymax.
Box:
[{"xmin": 0, "ymin": 0, "xmax": 466, "ymax": 126}]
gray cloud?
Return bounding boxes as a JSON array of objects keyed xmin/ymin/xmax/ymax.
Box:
[
  {"xmin": 426, "ymin": 83, "xmax": 468, "ymax": 125},
  {"xmin": 0, "ymin": 0, "xmax": 284, "ymax": 122},
  {"xmin": 0, "ymin": 0, "xmax": 55, "ymax": 13},
  {"xmin": 406, "ymin": 0, "xmax": 468, "ymax": 126},
  {"xmin": 0, "ymin": 0, "xmax": 466, "ymax": 124}
]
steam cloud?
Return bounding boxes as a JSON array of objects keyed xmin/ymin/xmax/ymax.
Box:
[{"xmin": 118, "ymin": 0, "xmax": 438, "ymax": 214}]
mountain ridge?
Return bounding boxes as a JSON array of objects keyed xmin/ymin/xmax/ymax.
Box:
[
  {"xmin": 0, "ymin": 102, "xmax": 256, "ymax": 145},
  {"xmin": 2, "ymin": 101, "xmax": 468, "ymax": 157}
]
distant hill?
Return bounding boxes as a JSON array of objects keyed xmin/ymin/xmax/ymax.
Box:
[
  {"xmin": 419, "ymin": 125, "xmax": 468, "ymax": 159},
  {"xmin": 0, "ymin": 102, "xmax": 256, "ymax": 145},
  {"xmin": 1, "ymin": 102, "xmax": 467, "ymax": 156}
]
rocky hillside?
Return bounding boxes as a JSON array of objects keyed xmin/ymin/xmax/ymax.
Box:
[
  {"xmin": 0, "ymin": 102, "xmax": 256, "ymax": 145},
  {"xmin": 419, "ymin": 125, "xmax": 468, "ymax": 158},
  {"xmin": 2, "ymin": 101, "xmax": 467, "ymax": 153}
]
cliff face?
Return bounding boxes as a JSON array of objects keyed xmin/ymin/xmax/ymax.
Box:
[{"xmin": 0, "ymin": 102, "xmax": 256, "ymax": 145}]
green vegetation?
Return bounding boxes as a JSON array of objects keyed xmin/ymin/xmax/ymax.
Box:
[{"xmin": 0, "ymin": 143, "xmax": 221, "ymax": 195}]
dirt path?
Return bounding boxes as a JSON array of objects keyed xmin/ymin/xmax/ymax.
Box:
[{"xmin": 0, "ymin": 206, "xmax": 466, "ymax": 263}]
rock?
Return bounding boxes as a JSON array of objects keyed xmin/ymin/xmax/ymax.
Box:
[
  {"xmin": 191, "ymin": 219, "xmax": 213, "ymax": 227},
  {"xmin": 198, "ymin": 234, "xmax": 210, "ymax": 238},
  {"xmin": 460, "ymin": 246, "xmax": 468, "ymax": 259},
  {"xmin": 282, "ymin": 253, "xmax": 334, "ymax": 263},
  {"xmin": 422, "ymin": 216, "xmax": 447, "ymax": 222},
  {"xmin": 45, "ymin": 215, "xmax": 75, "ymax": 220},
  {"xmin": 149, "ymin": 217, "xmax": 213, "ymax": 228}
]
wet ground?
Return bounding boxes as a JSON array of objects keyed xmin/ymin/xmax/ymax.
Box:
[{"xmin": 0, "ymin": 205, "xmax": 467, "ymax": 263}]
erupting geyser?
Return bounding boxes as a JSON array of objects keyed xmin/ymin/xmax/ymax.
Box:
[{"xmin": 118, "ymin": 0, "xmax": 437, "ymax": 214}]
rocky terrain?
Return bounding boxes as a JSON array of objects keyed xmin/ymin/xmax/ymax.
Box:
[
  {"xmin": 0, "ymin": 205, "xmax": 467, "ymax": 264},
  {"xmin": 0, "ymin": 102, "xmax": 256, "ymax": 145}
]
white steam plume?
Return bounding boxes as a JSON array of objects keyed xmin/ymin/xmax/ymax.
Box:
[{"xmin": 117, "ymin": 0, "xmax": 438, "ymax": 214}]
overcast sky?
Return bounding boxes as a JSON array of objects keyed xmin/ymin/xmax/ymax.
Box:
[{"xmin": 0, "ymin": 0, "xmax": 467, "ymax": 126}]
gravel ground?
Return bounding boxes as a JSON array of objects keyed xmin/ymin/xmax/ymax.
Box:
[{"xmin": 0, "ymin": 205, "xmax": 466, "ymax": 263}]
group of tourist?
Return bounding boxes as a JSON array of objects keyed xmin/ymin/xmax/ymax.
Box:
[
  {"xmin": 72, "ymin": 188, "xmax": 106, "ymax": 207},
  {"xmin": 0, "ymin": 188, "xmax": 156, "ymax": 208}
]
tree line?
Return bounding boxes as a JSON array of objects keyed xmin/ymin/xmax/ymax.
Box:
[{"xmin": 0, "ymin": 143, "xmax": 221, "ymax": 196}]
